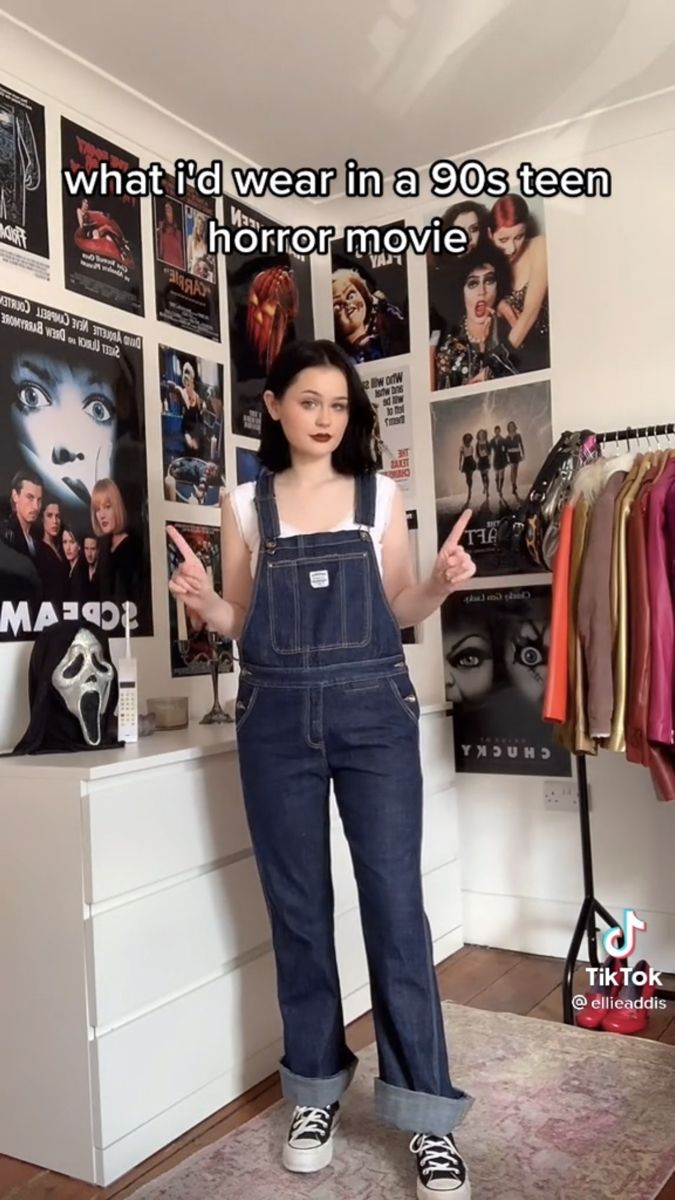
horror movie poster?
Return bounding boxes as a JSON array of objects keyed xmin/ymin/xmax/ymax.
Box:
[
  {"xmin": 153, "ymin": 172, "xmax": 220, "ymax": 341},
  {"xmin": 430, "ymin": 380, "xmax": 552, "ymax": 576},
  {"xmin": 159, "ymin": 345, "xmax": 225, "ymax": 506},
  {"xmin": 331, "ymin": 221, "xmax": 410, "ymax": 364},
  {"xmin": 0, "ymin": 82, "xmax": 49, "ymax": 280},
  {"xmin": 441, "ymin": 584, "xmax": 570, "ymax": 777},
  {"xmin": 0, "ymin": 289, "xmax": 153, "ymax": 641},
  {"xmin": 224, "ymin": 196, "xmax": 314, "ymax": 440},
  {"xmin": 165, "ymin": 520, "xmax": 232, "ymax": 678},
  {"xmin": 61, "ymin": 118, "xmax": 144, "ymax": 315}
]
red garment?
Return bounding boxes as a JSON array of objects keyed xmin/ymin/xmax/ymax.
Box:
[
  {"xmin": 543, "ymin": 502, "xmax": 573, "ymax": 723},
  {"xmin": 158, "ymin": 224, "xmax": 184, "ymax": 268},
  {"xmin": 646, "ymin": 459, "xmax": 675, "ymax": 744}
]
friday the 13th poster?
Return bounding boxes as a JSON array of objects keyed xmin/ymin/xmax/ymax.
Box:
[{"xmin": 0, "ymin": 288, "xmax": 153, "ymax": 641}]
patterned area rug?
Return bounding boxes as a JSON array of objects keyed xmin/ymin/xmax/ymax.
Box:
[{"xmin": 130, "ymin": 1001, "xmax": 675, "ymax": 1200}]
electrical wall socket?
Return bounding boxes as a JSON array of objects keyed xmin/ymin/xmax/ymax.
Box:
[{"xmin": 543, "ymin": 779, "xmax": 582, "ymax": 812}]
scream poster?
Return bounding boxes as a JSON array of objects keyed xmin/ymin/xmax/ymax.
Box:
[
  {"xmin": 61, "ymin": 118, "xmax": 144, "ymax": 315},
  {"xmin": 224, "ymin": 197, "xmax": 314, "ymax": 440},
  {"xmin": 0, "ymin": 82, "xmax": 49, "ymax": 279},
  {"xmin": 153, "ymin": 172, "xmax": 220, "ymax": 340},
  {"xmin": 442, "ymin": 584, "xmax": 570, "ymax": 777},
  {"xmin": 0, "ymin": 289, "xmax": 153, "ymax": 641}
]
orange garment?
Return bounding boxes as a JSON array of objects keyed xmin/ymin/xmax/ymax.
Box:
[{"xmin": 543, "ymin": 501, "xmax": 574, "ymax": 723}]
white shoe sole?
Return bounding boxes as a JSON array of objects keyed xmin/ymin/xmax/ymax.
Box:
[
  {"xmin": 417, "ymin": 1174, "xmax": 471, "ymax": 1199},
  {"xmin": 282, "ymin": 1115, "xmax": 340, "ymax": 1174}
]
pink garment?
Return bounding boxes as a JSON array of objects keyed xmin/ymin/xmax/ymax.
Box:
[{"xmin": 646, "ymin": 459, "xmax": 675, "ymax": 744}]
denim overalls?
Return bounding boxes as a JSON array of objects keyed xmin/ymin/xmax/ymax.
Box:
[{"xmin": 234, "ymin": 467, "xmax": 473, "ymax": 1136}]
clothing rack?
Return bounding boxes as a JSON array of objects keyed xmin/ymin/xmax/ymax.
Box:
[{"xmin": 562, "ymin": 422, "xmax": 675, "ymax": 1024}]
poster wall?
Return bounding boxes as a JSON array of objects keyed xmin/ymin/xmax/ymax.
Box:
[
  {"xmin": 235, "ymin": 445, "xmax": 262, "ymax": 485},
  {"xmin": 0, "ymin": 289, "xmax": 152, "ymax": 640},
  {"xmin": 427, "ymin": 191, "xmax": 549, "ymax": 390},
  {"xmin": 0, "ymin": 82, "xmax": 49, "ymax": 279},
  {"xmin": 61, "ymin": 118, "xmax": 144, "ymax": 315},
  {"xmin": 331, "ymin": 222, "xmax": 410, "ymax": 363},
  {"xmin": 153, "ymin": 173, "xmax": 220, "ymax": 341},
  {"xmin": 431, "ymin": 379, "xmax": 552, "ymax": 576},
  {"xmin": 359, "ymin": 361, "xmax": 415, "ymax": 492},
  {"xmin": 159, "ymin": 345, "xmax": 225, "ymax": 506},
  {"xmin": 442, "ymin": 584, "xmax": 570, "ymax": 777},
  {"xmin": 165, "ymin": 520, "xmax": 232, "ymax": 678},
  {"xmin": 225, "ymin": 197, "xmax": 314, "ymax": 440}
]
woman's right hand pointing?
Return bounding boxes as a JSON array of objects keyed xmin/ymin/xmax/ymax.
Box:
[{"xmin": 167, "ymin": 525, "xmax": 214, "ymax": 626}]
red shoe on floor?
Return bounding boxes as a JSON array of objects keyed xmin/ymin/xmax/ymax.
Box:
[
  {"xmin": 575, "ymin": 955, "xmax": 627, "ymax": 1029},
  {"xmin": 601, "ymin": 959, "xmax": 656, "ymax": 1035}
]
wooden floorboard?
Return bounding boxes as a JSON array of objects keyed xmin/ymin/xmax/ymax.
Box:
[{"xmin": 1, "ymin": 946, "xmax": 673, "ymax": 1200}]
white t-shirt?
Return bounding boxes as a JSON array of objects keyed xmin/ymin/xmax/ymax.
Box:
[{"xmin": 229, "ymin": 473, "xmax": 397, "ymax": 578}]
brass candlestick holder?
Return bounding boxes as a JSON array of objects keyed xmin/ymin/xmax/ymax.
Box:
[{"xmin": 177, "ymin": 631, "xmax": 233, "ymax": 724}]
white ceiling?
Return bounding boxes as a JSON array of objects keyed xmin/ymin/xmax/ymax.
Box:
[{"xmin": 2, "ymin": 0, "xmax": 675, "ymax": 174}]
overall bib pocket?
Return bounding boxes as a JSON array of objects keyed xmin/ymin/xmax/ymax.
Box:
[{"xmin": 268, "ymin": 552, "xmax": 373, "ymax": 653}]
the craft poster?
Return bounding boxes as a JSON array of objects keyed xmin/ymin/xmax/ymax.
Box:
[
  {"xmin": 442, "ymin": 584, "xmax": 570, "ymax": 777},
  {"xmin": 154, "ymin": 172, "xmax": 220, "ymax": 341},
  {"xmin": 165, "ymin": 520, "xmax": 233, "ymax": 678},
  {"xmin": 0, "ymin": 289, "xmax": 152, "ymax": 640},
  {"xmin": 331, "ymin": 222, "xmax": 409, "ymax": 363},
  {"xmin": 61, "ymin": 118, "xmax": 144, "ymax": 315},
  {"xmin": 159, "ymin": 345, "xmax": 225, "ymax": 506},
  {"xmin": 224, "ymin": 196, "xmax": 314, "ymax": 440},
  {"xmin": 359, "ymin": 361, "xmax": 415, "ymax": 492},
  {"xmin": 431, "ymin": 380, "xmax": 552, "ymax": 576},
  {"xmin": 0, "ymin": 82, "xmax": 49, "ymax": 279},
  {"xmin": 427, "ymin": 191, "xmax": 549, "ymax": 390}
]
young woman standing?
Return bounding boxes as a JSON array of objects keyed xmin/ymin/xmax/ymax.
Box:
[{"xmin": 168, "ymin": 340, "xmax": 476, "ymax": 1199}]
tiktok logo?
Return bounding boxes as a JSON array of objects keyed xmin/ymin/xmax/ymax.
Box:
[{"xmin": 602, "ymin": 908, "xmax": 647, "ymax": 958}]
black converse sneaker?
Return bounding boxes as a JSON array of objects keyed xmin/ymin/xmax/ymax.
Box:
[
  {"xmin": 282, "ymin": 1101, "xmax": 340, "ymax": 1173},
  {"xmin": 409, "ymin": 1132, "xmax": 471, "ymax": 1198}
]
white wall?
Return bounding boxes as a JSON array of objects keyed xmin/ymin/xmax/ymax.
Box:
[
  {"xmin": 322, "ymin": 89, "xmax": 675, "ymax": 973},
  {"xmin": 0, "ymin": 16, "xmax": 310, "ymax": 750}
]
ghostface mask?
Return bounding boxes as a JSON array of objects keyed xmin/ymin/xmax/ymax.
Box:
[
  {"xmin": 51, "ymin": 628, "xmax": 114, "ymax": 746},
  {"xmin": 10, "ymin": 620, "xmax": 120, "ymax": 756}
]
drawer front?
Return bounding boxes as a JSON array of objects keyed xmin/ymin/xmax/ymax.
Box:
[
  {"xmin": 92, "ymin": 950, "xmax": 281, "ymax": 1147},
  {"xmin": 84, "ymin": 754, "xmax": 250, "ymax": 903},
  {"xmin": 88, "ymin": 854, "xmax": 270, "ymax": 1029},
  {"xmin": 419, "ymin": 711, "xmax": 455, "ymax": 796}
]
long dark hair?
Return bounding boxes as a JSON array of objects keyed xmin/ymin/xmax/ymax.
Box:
[{"xmin": 257, "ymin": 339, "xmax": 378, "ymax": 475}]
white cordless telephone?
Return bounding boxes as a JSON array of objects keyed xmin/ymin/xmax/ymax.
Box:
[{"xmin": 117, "ymin": 603, "xmax": 138, "ymax": 743}]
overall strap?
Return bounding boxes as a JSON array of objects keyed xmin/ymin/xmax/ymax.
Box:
[
  {"xmin": 355, "ymin": 471, "xmax": 377, "ymax": 528},
  {"xmin": 253, "ymin": 468, "xmax": 281, "ymax": 543}
]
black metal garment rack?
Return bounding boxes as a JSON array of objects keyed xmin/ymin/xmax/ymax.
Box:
[{"xmin": 562, "ymin": 423, "xmax": 675, "ymax": 1024}]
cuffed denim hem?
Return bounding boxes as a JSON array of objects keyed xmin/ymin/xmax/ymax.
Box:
[
  {"xmin": 374, "ymin": 1077, "xmax": 475, "ymax": 1136},
  {"xmin": 279, "ymin": 1053, "xmax": 358, "ymax": 1107}
]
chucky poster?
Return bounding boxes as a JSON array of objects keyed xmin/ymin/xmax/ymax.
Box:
[
  {"xmin": 224, "ymin": 197, "xmax": 314, "ymax": 440},
  {"xmin": 0, "ymin": 289, "xmax": 153, "ymax": 641},
  {"xmin": 441, "ymin": 584, "xmax": 570, "ymax": 777},
  {"xmin": 331, "ymin": 221, "xmax": 410, "ymax": 365},
  {"xmin": 61, "ymin": 118, "xmax": 144, "ymax": 316}
]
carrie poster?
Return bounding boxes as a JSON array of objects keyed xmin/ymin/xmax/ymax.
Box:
[
  {"xmin": 153, "ymin": 172, "xmax": 220, "ymax": 341},
  {"xmin": 61, "ymin": 118, "xmax": 144, "ymax": 315},
  {"xmin": 427, "ymin": 191, "xmax": 549, "ymax": 390},
  {"xmin": 331, "ymin": 221, "xmax": 410, "ymax": 364},
  {"xmin": 0, "ymin": 289, "xmax": 153, "ymax": 641},
  {"xmin": 430, "ymin": 380, "xmax": 552, "ymax": 576},
  {"xmin": 165, "ymin": 520, "xmax": 232, "ymax": 678},
  {"xmin": 442, "ymin": 584, "xmax": 570, "ymax": 777},
  {"xmin": 0, "ymin": 82, "xmax": 49, "ymax": 280},
  {"xmin": 224, "ymin": 196, "xmax": 314, "ymax": 440}
]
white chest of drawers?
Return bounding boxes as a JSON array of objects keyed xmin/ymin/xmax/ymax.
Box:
[{"xmin": 0, "ymin": 711, "xmax": 461, "ymax": 1185}]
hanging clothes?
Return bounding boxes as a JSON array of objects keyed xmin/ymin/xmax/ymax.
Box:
[{"xmin": 646, "ymin": 456, "xmax": 675, "ymax": 745}]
